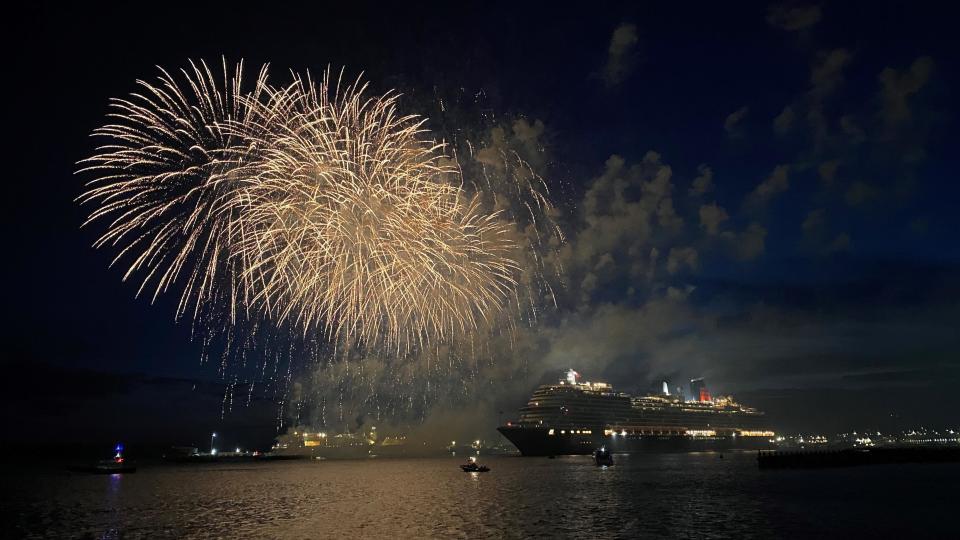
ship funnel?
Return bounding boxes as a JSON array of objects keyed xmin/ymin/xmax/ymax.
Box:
[{"xmin": 690, "ymin": 378, "xmax": 711, "ymax": 402}]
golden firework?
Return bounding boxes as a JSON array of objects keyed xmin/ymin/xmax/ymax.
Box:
[{"xmin": 79, "ymin": 59, "xmax": 526, "ymax": 352}]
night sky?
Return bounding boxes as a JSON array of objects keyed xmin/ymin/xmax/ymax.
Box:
[{"xmin": 5, "ymin": 2, "xmax": 958, "ymax": 453}]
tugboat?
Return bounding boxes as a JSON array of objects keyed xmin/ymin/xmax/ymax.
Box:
[
  {"xmin": 460, "ymin": 456, "xmax": 490, "ymax": 473},
  {"xmin": 593, "ymin": 447, "xmax": 614, "ymax": 467},
  {"xmin": 73, "ymin": 443, "xmax": 137, "ymax": 474}
]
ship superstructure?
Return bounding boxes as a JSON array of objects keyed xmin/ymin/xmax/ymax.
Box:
[
  {"xmin": 269, "ymin": 426, "xmax": 412, "ymax": 459},
  {"xmin": 498, "ymin": 370, "xmax": 775, "ymax": 455}
]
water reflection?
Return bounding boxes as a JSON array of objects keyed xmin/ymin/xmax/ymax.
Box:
[{"xmin": 100, "ymin": 473, "xmax": 123, "ymax": 539}]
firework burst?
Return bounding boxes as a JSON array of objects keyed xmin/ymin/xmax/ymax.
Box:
[
  {"xmin": 77, "ymin": 58, "xmax": 268, "ymax": 324},
  {"xmin": 79, "ymin": 59, "xmax": 538, "ymax": 354},
  {"xmin": 230, "ymin": 71, "xmax": 520, "ymax": 352}
]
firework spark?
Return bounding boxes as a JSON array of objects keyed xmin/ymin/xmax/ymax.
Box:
[{"xmin": 79, "ymin": 59, "xmax": 536, "ymax": 353}]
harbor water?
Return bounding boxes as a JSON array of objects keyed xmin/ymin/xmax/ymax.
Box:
[{"xmin": 5, "ymin": 451, "xmax": 957, "ymax": 538}]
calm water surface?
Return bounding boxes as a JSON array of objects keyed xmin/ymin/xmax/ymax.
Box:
[{"xmin": 5, "ymin": 452, "xmax": 957, "ymax": 539}]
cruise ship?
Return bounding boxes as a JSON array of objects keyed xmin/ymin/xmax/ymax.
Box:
[
  {"xmin": 498, "ymin": 370, "xmax": 776, "ymax": 455},
  {"xmin": 269, "ymin": 426, "xmax": 410, "ymax": 459}
]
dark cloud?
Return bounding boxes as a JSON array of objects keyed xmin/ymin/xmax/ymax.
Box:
[
  {"xmin": 801, "ymin": 208, "xmax": 826, "ymax": 233},
  {"xmin": 767, "ymin": 3, "xmax": 822, "ymax": 31},
  {"xmin": 602, "ymin": 23, "xmax": 639, "ymax": 87},
  {"xmin": 817, "ymin": 159, "xmax": 840, "ymax": 185},
  {"xmin": 879, "ymin": 56, "xmax": 934, "ymax": 135},
  {"xmin": 773, "ymin": 105, "xmax": 795, "ymax": 135},
  {"xmin": 770, "ymin": 48, "xmax": 853, "ymax": 150},
  {"xmin": 769, "ymin": 49, "xmax": 939, "ymax": 219},
  {"xmin": 688, "ymin": 164, "xmax": 714, "ymax": 196},
  {"xmin": 560, "ymin": 151, "xmax": 684, "ymax": 291},
  {"xmin": 845, "ymin": 181, "xmax": 878, "ymax": 206},
  {"xmin": 732, "ymin": 222, "xmax": 768, "ymax": 260},
  {"xmin": 810, "ymin": 48, "xmax": 852, "ymax": 98},
  {"xmin": 699, "ymin": 202, "xmax": 729, "ymax": 235},
  {"xmin": 667, "ymin": 247, "xmax": 699, "ymax": 274},
  {"xmin": 724, "ymin": 106, "xmax": 749, "ymax": 137},
  {"xmin": 828, "ymin": 232, "xmax": 851, "ymax": 253},
  {"xmin": 745, "ymin": 164, "xmax": 790, "ymax": 208},
  {"xmin": 800, "ymin": 209, "xmax": 850, "ymax": 255},
  {"xmin": 839, "ymin": 115, "xmax": 866, "ymax": 143}
]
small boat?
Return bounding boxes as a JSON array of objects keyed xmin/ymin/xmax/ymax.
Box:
[
  {"xmin": 73, "ymin": 443, "xmax": 137, "ymax": 474},
  {"xmin": 90, "ymin": 457, "xmax": 137, "ymax": 474},
  {"xmin": 593, "ymin": 447, "xmax": 614, "ymax": 467},
  {"xmin": 460, "ymin": 456, "xmax": 490, "ymax": 472}
]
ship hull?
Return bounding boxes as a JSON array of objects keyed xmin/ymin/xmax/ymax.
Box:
[{"xmin": 498, "ymin": 426, "xmax": 774, "ymax": 456}]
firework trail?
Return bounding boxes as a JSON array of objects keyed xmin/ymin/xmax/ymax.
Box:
[{"xmin": 78, "ymin": 59, "xmax": 552, "ymax": 357}]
